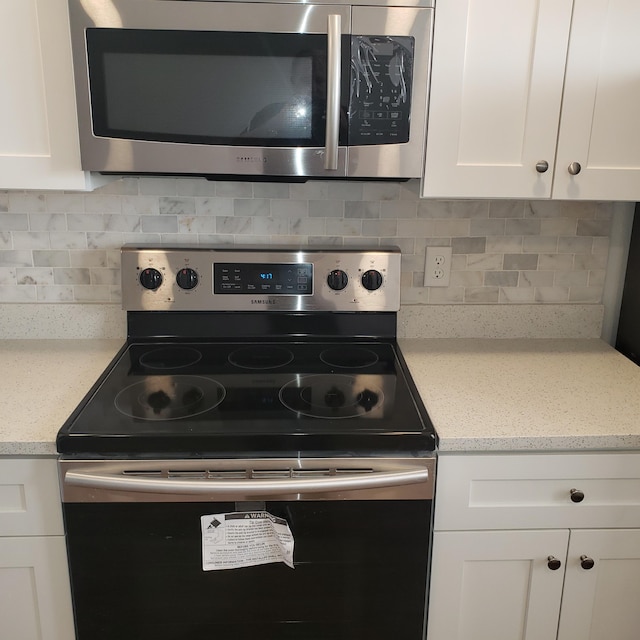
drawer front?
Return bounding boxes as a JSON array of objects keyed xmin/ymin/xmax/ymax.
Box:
[
  {"xmin": 434, "ymin": 452, "xmax": 640, "ymax": 530},
  {"xmin": 0, "ymin": 458, "xmax": 64, "ymax": 536}
]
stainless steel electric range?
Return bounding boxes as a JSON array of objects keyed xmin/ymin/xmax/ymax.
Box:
[{"xmin": 57, "ymin": 245, "xmax": 437, "ymax": 640}]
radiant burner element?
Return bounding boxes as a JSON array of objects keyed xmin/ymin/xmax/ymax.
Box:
[
  {"xmin": 279, "ymin": 374, "xmax": 384, "ymax": 419},
  {"xmin": 320, "ymin": 347, "xmax": 379, "ymax": 368},
  {"xmin": 115, "ymin": 376, "xmax": 226, "ymax": 420},
  {"xmin": 228, "ymin": 345, "xmax": 294, "ymax": 370},
  {"xmin": 139, "ymin": 346, "xmax": 203, "ymax": 370}
]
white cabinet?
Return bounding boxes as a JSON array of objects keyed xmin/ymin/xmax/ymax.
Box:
[
  {"xmin": 422, "ymin": 0, "xmax": 640, "ymax": 201},
  {"xmin": 0, "ymin": 458, "xmax": 75, "ymax": 640},
  {"xmin": 427, "ymin": 453, "xmax": 640, "ymax": 640},
  {"xmin": 0, "ymin": 0, "xmax": 102, "ymax": 190}
]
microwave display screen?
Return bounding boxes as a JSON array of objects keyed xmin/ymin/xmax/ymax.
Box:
[{"xmin": 86, "ymin": 29, "xmax": 348, "ymax": 148}]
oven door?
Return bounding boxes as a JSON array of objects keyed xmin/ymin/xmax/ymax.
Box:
[
  {"xmin": 60, "ymin": 457, "xmax": 434, "ymax": 640},
  {"xmin": 69, "ymin": 0, "xmax": 351, "ymax": 177}
]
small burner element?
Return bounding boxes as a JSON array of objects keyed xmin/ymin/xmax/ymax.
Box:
[
  {"xmin": 320, "ymin": 347, "xmax": 379, "ymax": 369},
  {"xmin": 115, "ymin": 376, "xmax": 225, "ymax": 421},
  {"xmin": 279, "ymin": 374, "xmax": 384, "ymax": 419},
  {"xmin": 229, "ymin": 345, "xmax": 294, "ymax": 370},
  {"xmin": 139, "ymin": 347, "xmax": 202, "ymax": 370}
]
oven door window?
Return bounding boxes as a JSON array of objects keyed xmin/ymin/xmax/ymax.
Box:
[
  {"xmin": 64, "ymin": 500, "xmax": 430, "ymax": 640},
  {"xmin": 85, "ymin": 29, "xmax": 349, "ymax": 148}
]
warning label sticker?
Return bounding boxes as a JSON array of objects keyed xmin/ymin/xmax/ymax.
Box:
[{"xmin": 201, "ymin": 511, "xmax": 295, "ymax": 571}]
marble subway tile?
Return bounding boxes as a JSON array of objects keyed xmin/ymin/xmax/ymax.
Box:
[
  {"xmin": 29, "ymin": 213, "xmax": 67, "ymax": 231},
  {"xmin": 344, "ymin": 201, "xmax": 380, "ymax": 219},
  {"xmin": 0, "ymin": 284, "xmax": 37, "ymax": 301},
  {"xmin": 54, "ymin": 268, "xmax": 91, "ymax": 285},
  {"xmin": 233, "ymin": 198, "xmax": 270, "ymax": 217},
  {"xmin": 33, "ymin": 250, "xmax": 71, "ymax": 267},
  {"xmin": 195, "ymin": 197, "xmax": 233, "ymax": 216},
  {"xmin": 452, "ymin": 236, "xmax": 486, "ymax": 254},
  {"xmin": 159, "ymin": 197, "xmax": 196, "ymax": 216},
  {"xmin": 0, "ymin": 177, "xmax": 617, "ymax": 307},
  {"xmin": 36, "ymin": 285, "xmax": 74, "ymax": 302},
  {"xmin": 503, "ymin": 253, "xmax": 539, "ymax": 270},
  {"xmin": 16, "ymin": 268, "xmax": 54, "ymax": 285},
  {"xmin": 0, "ymin": 267, "xmax": 16, "ymax": 284},
  {"xmin": 0, "ymin": 213, "xmax": 29, "ymax": 231},
  {"xmin": 70, "ymin": 251, "xmax": 108, "ymax": 268}
]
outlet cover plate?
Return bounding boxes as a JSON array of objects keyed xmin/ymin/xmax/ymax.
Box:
[{"xmin": 424, "ymin": 246, "xmax": 452, "ymax": 287}]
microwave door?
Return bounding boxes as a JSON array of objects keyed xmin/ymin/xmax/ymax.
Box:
[{"xmin": 69, "ymin": 0, "xmax": 351, "ymax": 178}]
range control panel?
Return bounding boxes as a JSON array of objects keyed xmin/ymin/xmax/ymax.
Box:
[{"xmin": 121, "ymin": 245, "xmax": 401, "ymax": 312}]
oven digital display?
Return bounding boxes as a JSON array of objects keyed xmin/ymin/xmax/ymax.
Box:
[{"xmin": 214, "ymin": 262, "xmax": 313, "ymax": 294}]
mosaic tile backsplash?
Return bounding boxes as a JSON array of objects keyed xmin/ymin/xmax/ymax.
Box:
[{"xmin": 0, "ymin": 177, "xmax": 613, "ymax": 304}]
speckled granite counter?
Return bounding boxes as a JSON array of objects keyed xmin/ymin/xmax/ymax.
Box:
[
  {"xmin": 399, "ymin": 338, "xmax": 640, "ymax": 452},
  {"xmin": 0, "ymin": 340, "xmax": 123, "ymax": 455},
  {"xmin": 2, "ymin": 338, "xmax": 639, "ymax": 456}
]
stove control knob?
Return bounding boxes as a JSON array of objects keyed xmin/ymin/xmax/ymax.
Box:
[
  {"xmin": 361, "ymin": 269, "xmax": 383, "ymax": 291},
  {"xmin": 176, "ymin": 267, "xmax": 199, "ymax": 290},
  {"xmin": 327, "ymin": 269, "xmax": 348, "ymax": 291},
  {"xmin": 139, "ymin": 268, "xmax": 163, "ymax": 290}
]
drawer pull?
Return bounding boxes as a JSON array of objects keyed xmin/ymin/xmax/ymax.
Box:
[
  {"xmin": 570, "ymin": 488, "xmax": 585, "ymax": 503},
  {"xmin": 547, "ymin": 556, "xmax": 562, "ymax": 571},
  {"xmin": 580, "ymin": 555, "xmax": 595, "ymax": 570}
]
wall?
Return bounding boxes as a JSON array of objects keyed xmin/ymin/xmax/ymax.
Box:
[{"xmin": 0, "ymin": 177, "xmax": 614, "ymax": 307}]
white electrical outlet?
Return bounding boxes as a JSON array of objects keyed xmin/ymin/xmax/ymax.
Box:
[{"xmin": 423, "ymin": 246, "xmax": 452, "ymax": 287}]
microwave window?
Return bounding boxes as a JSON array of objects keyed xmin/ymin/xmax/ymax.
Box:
[
  {"xmin": 85, "ymin": 29, "xmax": 344, "ymax": 148},
  {"xmin": 103, "ymin": 53, "xmax": 312, "ymax": 140}
]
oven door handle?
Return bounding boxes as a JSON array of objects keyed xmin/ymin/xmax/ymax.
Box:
[
  {"xmin": 324, "ymin": 13, "xmax": 341, "ymax": 171},
  {"xmin": 63, "ymin": 467, "xmax": 429, "ymax": 495}
]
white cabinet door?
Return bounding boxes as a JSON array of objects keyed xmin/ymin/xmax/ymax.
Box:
[
  {"xmin": 426, "ymin": 529, "xmax": 569, "ymax": 640},
  {"xmin": 422, "ymin": 0, "xmax": 573, "ymax": 199},
  {"xmin": 0, "ymin": 0, "xmax": 96, "ymax": 190},
  {"xmin": 553, "ymin": 0, "xmax": 640, "ymax": 201},
  {"xmin": 558, "ymin": 529, "xmax": 640, "ymax": 640},
  {"xmin": 0, "ymin": 536, "xmax": 75, "ymax": 640}
]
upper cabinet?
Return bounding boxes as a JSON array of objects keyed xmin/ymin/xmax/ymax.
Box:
[
  {"xmin": 422, "ymin": 0, "xmax": 640, "ymax": 201},
  {"xmin": 0, "ymin": 0, "xmax": 101, "ymax": 190}
]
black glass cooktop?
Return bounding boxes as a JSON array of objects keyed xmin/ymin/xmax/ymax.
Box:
[{"xmin": 57, "ymin": 340, "xmax": 436, "ymax": 456}]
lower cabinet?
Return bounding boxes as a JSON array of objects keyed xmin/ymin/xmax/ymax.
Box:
[
  {"xmin": 428, "ymin": 528, "xmax": 640, "ymax": 640},
  {"xmin": 0, "ymin": 458, "xmax": 75, "ymax": 640},
  {"xmin": 427, "ymin": 453, "xmax": 640, "ymax": 640}
]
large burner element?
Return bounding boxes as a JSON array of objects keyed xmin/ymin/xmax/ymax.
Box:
[
  {"xmin": 279, "ymin": 374, "xmax": 384, "ymax": 419},
  {"xmin": 115, "ymin": 376, "xmax": 225, "ymax": 420}
]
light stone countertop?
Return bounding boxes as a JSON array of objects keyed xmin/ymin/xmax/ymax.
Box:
[
  {"xmin": 0, "ymin": 339, "xmax": 123, "ymax": 455},
  {"xmin": 399, "ymin": 338, "xmax": 640, "ymax": 452},
  {"xmin": 1, "ymin": 338, "xmax": 639, "ymax": 456}
]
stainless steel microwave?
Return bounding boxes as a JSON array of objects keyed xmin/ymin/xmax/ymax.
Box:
[{"xmin": 67, "ymin": 0, "xmax": 434, "ymax": 180}]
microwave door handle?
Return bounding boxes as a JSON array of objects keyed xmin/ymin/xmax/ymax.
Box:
[
  {"xmin": 324, "ymin": 14, "xmax": 341, "ymax": 171},
  {"xmin": 63, "ymin": 467, "xmax": 429, "ymax": 496}
]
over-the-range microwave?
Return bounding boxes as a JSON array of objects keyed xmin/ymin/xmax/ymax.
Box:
[{"xmin": 68, "ymin": 0, "xmax": 434, "ymax": 181}]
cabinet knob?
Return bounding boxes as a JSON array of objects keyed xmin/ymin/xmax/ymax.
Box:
[
  {"xmin": 570, "ymin": 488, "xmax": 585, "ymax": 503},
  {"xmin": 568, "ymin": 162, "xmax": 582, "ymax": 175},
  {"xmin": 547, "ymin": 556, "xmax": 562, "ymax": 571},
  {"xmin": 535, "ymin": 161, "xmax": 549, "ymax": 173},
  {"xmin": 580, "ymin": 555, "xmax": 595, "ymax": 570}
]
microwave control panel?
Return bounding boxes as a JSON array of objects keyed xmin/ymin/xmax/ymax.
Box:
[{"xmin": 348, "ymin": 36, "xmax": 414, "ymax": 146}]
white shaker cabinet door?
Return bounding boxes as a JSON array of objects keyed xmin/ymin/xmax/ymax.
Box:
[
  {"xmin": 0, "ymin": 536, "xmax": 75, "ymax": 640},
  {"xmin": 426, "ymin": 529, "xmax": 569, "ymax": 640},
  {"xmin": 422, "ymin": 0, "xmax": 573, "ymax": 199},
  {"xmin": 0, "ymin": 0, "xmax": 97, "ymax": 190},
  {"xmin": 553, "ymin": 0, "xmax": 640, "ymax": 201},
  {"xmin": 557, "ymin": 529, "xmax": 640, "ymax": 640}
]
